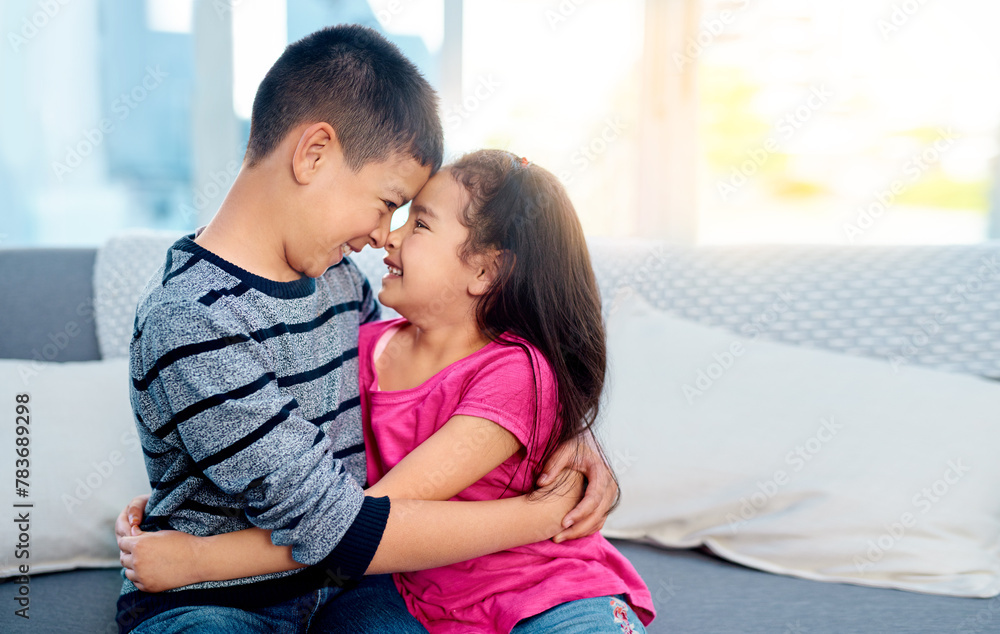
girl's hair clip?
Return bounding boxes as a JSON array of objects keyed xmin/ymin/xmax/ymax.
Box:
[{"xmin": 520, "ymin": 157, "xmax": 530, "ymax": 166}]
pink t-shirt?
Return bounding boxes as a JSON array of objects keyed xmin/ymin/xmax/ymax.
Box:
[{"xmin": 360, "ymin": 319, "xmax": 655, "ymax": 633}]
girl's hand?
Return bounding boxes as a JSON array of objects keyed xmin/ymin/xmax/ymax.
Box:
[
  {"xmin": 538, "ymin": 432, "xmax": 619, "ymax": 542},
  {"xmin": 114, "ymin": 493, "xmax": 150, "ymax": 539},
  {"xmin": 118, "ymin": 528, "xmax": 205, "ymax": 593}
]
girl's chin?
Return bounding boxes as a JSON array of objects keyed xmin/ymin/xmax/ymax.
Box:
[{"xmin": 376, "ymin": 290, "xmax": 401, "ymax": 312}]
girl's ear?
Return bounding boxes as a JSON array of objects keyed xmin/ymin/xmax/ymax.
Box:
[{"xmin": 468, "ymin": 249, "xmax": 505, "ymax": 297}]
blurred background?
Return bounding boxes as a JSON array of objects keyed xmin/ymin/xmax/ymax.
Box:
[{"xmin": 2, "ymin": 0, "xmax": 999, "ymax": 247}]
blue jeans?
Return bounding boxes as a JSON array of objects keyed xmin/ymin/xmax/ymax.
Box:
[
  {"xmin": 511, "ymin": 595, "xmax": 647, "ymax": 634},
  {"xmin": 132, "ymin": 575, "xmax": 427, "ymax": 633}
]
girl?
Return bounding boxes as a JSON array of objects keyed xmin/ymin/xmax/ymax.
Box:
[{"xmin": 120, "ymin": 150, "xmax": 655, "ymax": 633}]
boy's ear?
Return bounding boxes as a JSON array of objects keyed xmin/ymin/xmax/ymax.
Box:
[
  {"xmin": 468, "ymin": 249, "xmax": 506, "ymax": 297},
  {"xmin": 291, "ymin": 122, "xmax": 340, "ymax": 185}
]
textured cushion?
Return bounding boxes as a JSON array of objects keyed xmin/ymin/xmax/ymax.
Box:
[
  {"xmin": 586, "ymin": 238, "xmax": 1000, "ymax": 379},
  {"xmin": 93, "ymin": 230, "xmax": 181, "ymax": 360}
]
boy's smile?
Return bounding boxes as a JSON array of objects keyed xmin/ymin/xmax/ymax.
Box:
[
  {"xmin": 196, "ymin": 123, "xmax": 433, "ymax": 285},
  {"xmin": 291, "ymin": 147, "xmax": 431, "ymax": 278}
]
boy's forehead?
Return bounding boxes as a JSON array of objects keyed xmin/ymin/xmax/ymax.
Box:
[{"xmin": 384, "ymin": 155, "xmax": 432, "ymax": 201}]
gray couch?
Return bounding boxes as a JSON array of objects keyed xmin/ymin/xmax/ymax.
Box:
[{"xmin": 1, "ymin": 243, "xmax": 997, "ymax": 634}]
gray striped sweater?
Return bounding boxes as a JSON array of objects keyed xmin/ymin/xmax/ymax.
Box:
[{"xmin": 117, "ymin": 234, "xmax": 388, "ymax": 631}]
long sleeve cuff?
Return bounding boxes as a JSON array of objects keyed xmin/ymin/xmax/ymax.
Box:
[{"xmin": 312, "ymin": 495, "xmax": 390, "ymax": 582}]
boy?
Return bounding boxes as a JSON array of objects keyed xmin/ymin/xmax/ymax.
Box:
[{"xmin": 116, "ymin": 25, "xmax": 616, "ymax": 633}]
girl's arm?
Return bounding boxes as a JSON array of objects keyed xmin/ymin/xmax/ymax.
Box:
[
  {"xmin": 117, "ymin": 416, "xmax": 571, "ymax": 592},
  {"xmin": 120, "ymin": 472, "xmax": 580, "ymax": 591},
  {"xmin": 365, "ymin": 414, "xmax": 521, "ymax": 500},
  {"xmin": 365, "ymin": 472, "xmax": 582, "ymax": 575}
]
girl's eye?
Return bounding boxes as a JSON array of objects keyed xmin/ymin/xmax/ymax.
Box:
[{"xmin": 414, "ymin": 220, "xmax": 429, "ymax": 230}]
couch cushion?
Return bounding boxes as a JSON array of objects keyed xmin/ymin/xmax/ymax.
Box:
[
  {"xmin": 1, "ymin": 568, "xmax": 123, "ymax": 633},
  {"xmin": 0, "ymin": 248, "xmax": 100, "ymax": 362},
  {"xmin": 614, "ymin": 541, "xmax": 993, "ymax": 634},
  {"xmin": 2, "ymin": 546, "xmax": 993, "ymax": 634},
  {"xmin": 0, "ymin": 359, "xmax": 148, "ymax": 579}
]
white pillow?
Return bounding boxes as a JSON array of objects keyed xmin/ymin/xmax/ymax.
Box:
[
  {"xmin": 599, "ymin": 294, "xmax": 1000, "ymax": 598},
  {"xmin": 0, "ymin": 359, "xmax": 149, "ymax": 577}
]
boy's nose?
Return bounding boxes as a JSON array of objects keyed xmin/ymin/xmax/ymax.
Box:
[
  {"xmin": 368, "ymin": 213, "xmax": 393, "ymax": 249},
  {"xmin": 383, "ymin": 225, "xmax": 403, "ymax": 252}
]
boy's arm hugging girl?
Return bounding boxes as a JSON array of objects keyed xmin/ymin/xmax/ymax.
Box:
[{"xmin": 113, "ymin": 24, "xmax": 654, "ymax": 634}]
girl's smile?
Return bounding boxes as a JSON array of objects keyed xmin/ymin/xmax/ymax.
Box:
[{"xmin": 378, "ymin": 169, "xmax": 494, "ymax": 328}]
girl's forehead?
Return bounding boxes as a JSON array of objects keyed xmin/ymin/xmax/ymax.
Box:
[{"xmin": 412, "ymin": 169, "xmax": 468, "ymax": 216}]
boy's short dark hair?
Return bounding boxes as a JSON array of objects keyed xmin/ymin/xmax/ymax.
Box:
[{"xmin": 245, "ymin": 24, "xmax": 443, "ymax": 173}]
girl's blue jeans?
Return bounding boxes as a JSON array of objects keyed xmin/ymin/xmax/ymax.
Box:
[{"xmin": 512, "ymin": 594, "xmax": 647, "ymax": 634}]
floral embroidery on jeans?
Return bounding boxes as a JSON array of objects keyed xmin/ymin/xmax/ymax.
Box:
[{"xmin": 610, "ymin": 597, "xmax": 638, "ymax": 633}]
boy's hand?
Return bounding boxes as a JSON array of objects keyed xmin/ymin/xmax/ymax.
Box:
[
  {"xmin": 536, "ymin": 468, "xmax": 586, "ymax": 524},
  {"xmin": 522, "ymin": 468, "xmax": 585, "ymax": 544},
  {"xmin": 538, "ymin": 432, "xmax": 619, "ymax": 542},
  {"xmin": 118, "ymin": 528, "xmax": 203, "ymax": 593},
  {"xmin": 115, "ymin": 494, "xmax": 150, "ymax": 539}
]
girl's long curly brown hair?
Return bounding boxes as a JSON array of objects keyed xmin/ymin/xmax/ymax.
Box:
[{"xmin": 449, "ymin": 149, "xmax": 617, "ymax": 506}]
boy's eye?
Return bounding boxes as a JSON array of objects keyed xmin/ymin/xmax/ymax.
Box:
[
  {"xmin": 414, "ymin": 220, "xmax": 429, "ymax": 230},
  {"xmin": 383, "ymin": 200, "xmax": 398, "ymax": 213}
]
